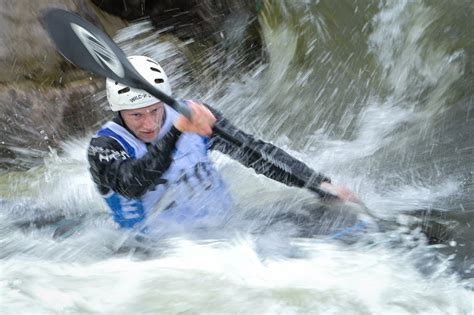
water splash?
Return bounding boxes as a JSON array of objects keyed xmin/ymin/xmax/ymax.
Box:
[{"xmin": 1, "ymin": 1, "xmax": 474, "ymax": 313}]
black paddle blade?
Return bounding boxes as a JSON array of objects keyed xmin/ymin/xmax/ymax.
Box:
[
  {"xmin": 41, "ymin": 8, "xmax": 192, "ymax": 118},
  {"xmin": 42, "ymin": 8, "xmax": 141, "ymax": 87},
  {"xmin": 43, "ymin": 9, "xmax": 192, "ymax": 119}
]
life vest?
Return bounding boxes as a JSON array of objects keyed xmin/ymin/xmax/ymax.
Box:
[{"xmin": 95, "ymin": 105, "xmax": 233, "ymax": 233}]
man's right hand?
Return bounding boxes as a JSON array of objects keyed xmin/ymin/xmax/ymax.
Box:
[{"xmin": 174, "ymin": 100, "xmax": 216, "ymax": 136}]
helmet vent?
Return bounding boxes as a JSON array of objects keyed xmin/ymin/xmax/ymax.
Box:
[
  {"xmin": 147, "ymin": 59, "xmax": 159, "ymax": 65},
  {"xmin": 150, "ymin": 67, "xmax": 162, "ymax": 73},
  {"xmin": 155, "ymin": 78, "xmax": 164, "ymax": 84},
  {"xmin": 118, "ymin": 87, "xmax": 130, "ymax": 94}
]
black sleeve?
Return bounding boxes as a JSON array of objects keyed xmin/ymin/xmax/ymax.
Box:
[
  {"xmin": 206, "ymin": 106, "xmax": 331, "ymax": 194},
  {"xmin": 88, "ymin": 126, "xmax": 182, "ymax": 199}
]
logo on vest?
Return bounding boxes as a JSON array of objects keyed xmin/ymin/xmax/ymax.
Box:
[{"xmin": 89, "ymin": 145, "xmax": 129, "ymax": 162}]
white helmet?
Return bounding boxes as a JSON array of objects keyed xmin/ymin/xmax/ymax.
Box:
[{"xmin": 106, "ymin": 55, "xmax": 172, "ymax": 111}]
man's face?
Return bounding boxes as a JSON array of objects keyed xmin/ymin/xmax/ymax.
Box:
[{"xmin": 121, "ymin": 103, "xmax": 165, "ymax": 142}]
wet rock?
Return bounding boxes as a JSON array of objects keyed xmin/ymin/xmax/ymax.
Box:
[
  {"xmin": 91, "ymin": 0, "xmax": 259, "ymax": 35},
  {"xmin": 90, "ymin": 0, "xmax": 152, "ymax": 20},
  {"xmin": 0, "ymin": 79, "xmax": 109, "ymax": 169},
  {"xmin": 0, "ymin": 0, "xmax": 108, "ymax": 85},
  {"xmin": 92, "ymin": 0, "xmax": 263, "ymax": 74},
  {"xmin": 0, "ymin": 0, "xmax": 127, "ymax": 169}
]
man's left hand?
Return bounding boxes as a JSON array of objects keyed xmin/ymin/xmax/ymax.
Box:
[{"xmin": 319, "ymin": 181, "xmax": 364, "ymax": 205}]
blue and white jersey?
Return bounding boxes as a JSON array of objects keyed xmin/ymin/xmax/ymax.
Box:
[
  {"xmin": 93, "ymin": 105, "xmax": 233, "ymax": 233},
  {"xmin": 89, "ymin": 103, "xmax": 334, "ymax": 237}
]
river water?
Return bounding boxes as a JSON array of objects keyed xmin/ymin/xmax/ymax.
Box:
[{"xmin": 1, "ymin": 0, "xmax": 474, "ymax": 313}]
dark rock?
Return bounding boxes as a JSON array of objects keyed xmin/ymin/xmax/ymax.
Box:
[
  {"xmin": 0, "ymin": 0, "xmax": 107, "ymax": 85},
  {"xmin": 92, "ymin": 0, "xmax": 263, "ymax": 74},
  {"xmin": 91, "ymin": 0, "xmax": 153, "ymax": 20},
  {"xmin": 0, "ymin": 0, "xmax": 127, "ymax": 169},
  {"xmin": 0, "ymin": 79, "xmax": 109, "ymax": 169}
]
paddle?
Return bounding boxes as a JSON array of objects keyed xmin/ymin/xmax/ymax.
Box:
[
  {"xmin": 41, "ymin": 8, "xmax": 337, "ymax": 201},
  {"xmin": 41, "ymin": 8, "xmax": 192, "ymax": 119}
]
